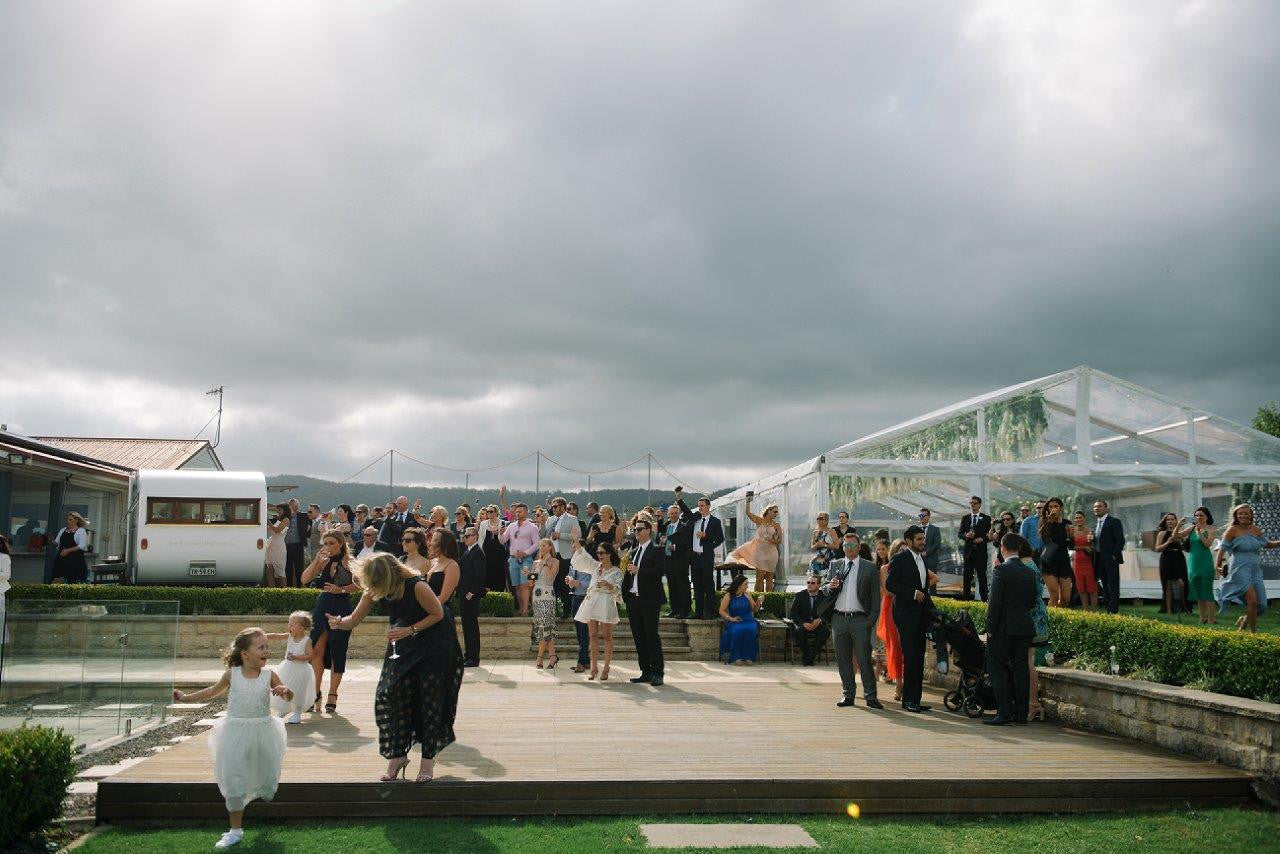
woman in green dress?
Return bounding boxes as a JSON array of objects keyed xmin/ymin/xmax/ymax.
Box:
[{"xmin": 1186, "ymin": 506, "xmax": 1217, "ymax": 625}]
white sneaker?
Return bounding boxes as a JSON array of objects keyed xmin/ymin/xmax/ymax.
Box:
[
  {"xmin": 289, "ymin": 712, "xmax": 302, "ymax": 724},
  {"xmin": 214, "ymin": 829, "xmax": 243, "ymax": 848}
]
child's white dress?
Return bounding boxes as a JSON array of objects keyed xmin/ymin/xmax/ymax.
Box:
[
  {"xmin": 208, "ymin": 667, "xmax": 287, "ymax": 811},
  {"xmin": 271, "ymin": 637, "xmax": 313, "ymax": 716}
]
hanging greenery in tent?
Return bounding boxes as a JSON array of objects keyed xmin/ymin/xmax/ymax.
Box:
[{"xmin": 984, "ymin": 392, "xmax": 1051, "ymax": 462}]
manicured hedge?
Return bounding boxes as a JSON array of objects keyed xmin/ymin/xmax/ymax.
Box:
[
  {"xmin": 931, "ymin": 598, "xmax": 1280, "ymax": 703},
  {"xmin": 8, "ymin": 584, "xmax": 516, "ymax": 618},
  {"xmin": 0, "ymin": 726, "xmax": 76, "ymax": 848}
]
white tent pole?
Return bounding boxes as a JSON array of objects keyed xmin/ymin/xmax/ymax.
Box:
[{"xmin": 1076, "ymin": 367, "xmax": 1093, "ymax": 466}]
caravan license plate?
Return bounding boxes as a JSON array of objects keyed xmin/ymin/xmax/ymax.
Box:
[{"xmin": 189, "ymin": 567, "xmax": 216, "ymax": 576}]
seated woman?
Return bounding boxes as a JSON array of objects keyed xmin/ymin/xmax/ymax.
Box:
[{"xmin": 719, "ymin": 575, "xmax": 762, "ymax": 665}]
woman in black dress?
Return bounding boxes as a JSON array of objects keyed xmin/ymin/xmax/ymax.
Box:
[
  {"xmin": 1037, "ymin": 497, "xmax": 1074, "ymax": 608},
  {"xmin": 1154, "ymin": 512, "xmax": 1191, "ymax": 614},
  {"xmin": 301, "ymin": 532, "xmax": 358, "ymax": 713},
  {"xmin": 51, "ymin": 512, "xmax": 90, "ymax": 583},
  {"xmin": 586, "ymin": 505, "xmax": 623, "ymax": 553},
  {"xmin": 478, "ymin": 506, "xmax": 508, "ymax": 594},
  {"xmin": 328, "ymin": 553, "xmax": 463, "ymax": 783}
]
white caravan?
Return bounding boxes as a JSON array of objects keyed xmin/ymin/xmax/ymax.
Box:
[{"xmin": 129, "ymin": 469, "xmax": 268, "ymax": 584}]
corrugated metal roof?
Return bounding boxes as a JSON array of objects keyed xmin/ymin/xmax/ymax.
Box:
[{"xmin": 31, "ymin": 437, "xmax": 218, "ymax": 470}]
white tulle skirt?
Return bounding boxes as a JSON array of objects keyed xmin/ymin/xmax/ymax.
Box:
[
  {"xmin": 209, "ymin": 714, "xmax": 287, "ymax": 812},
  {"xmin": 270, "ymin": 659, "xmax": 314, "ymax": 716}
]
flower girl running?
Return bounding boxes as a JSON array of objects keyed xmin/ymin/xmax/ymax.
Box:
[
  {"xmin": 173, "ymin": 627, "xmax": 290, "ymax": 849},
  {"xmin": 265, "ymin": 611, "xmax": 314, "ymax": 724}
]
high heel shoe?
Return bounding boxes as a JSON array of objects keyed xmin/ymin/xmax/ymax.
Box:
[
  {"xmin": 1028, "ymin": 703, "xmax": 1046, "ymax": 721},
  {"xmin": 535, "ymin": 657, "xmax": 544, "ymax": 669},
  {"xmin": 548, "ymin": 655, "xmax": 559, "ymax": 670},
  {"xmin": 325, "ymin": 693, "xmax": 338, "ymax": 714},
  {"xmin": 588, "ymin": 666, "xmax": 598, "ymax": 680},
  {"xmin": 600, "ymin": 664, "xmax": 610, "ymax": 682},
  {"xmin": 380, "ymin": 757, "xmax": 409, "ymax": 782},
  {"xmin": 415, "ymin": 759, "xmax": 434, "ymax": 783}
]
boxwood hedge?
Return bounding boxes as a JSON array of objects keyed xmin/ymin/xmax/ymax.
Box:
[{"xmin": 0, "ymin": 725, "xmax": 76, "ymax": 848}]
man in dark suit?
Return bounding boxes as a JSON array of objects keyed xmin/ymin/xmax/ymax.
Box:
[
  {"xmin": 685, "ymin": 494, "xmax": 724, "ymax": 620},
  {"xmin": 284, "ymin": 498, "xmax": 312, "ymax": 587},
  {"xmin": 984, "ymin": 532, "xmax": 1039, "ymax": 725},
  {"xmin": 457, "ymin": 526, "xmax": 486, "ymax": 666},
  {"xmin": 659, "ymin": 489, "xmax": 696, "ymax": 618},
  {"xmin": 824, "ymin": 533, "xmax": 883, "ymax": 708},
  {"xmin": 622, "ymin": 520, "xmax": 666, "ymax": 685},
  {"xmin": 788, "ymin": 574, "xmax": 830, "ymax": 666},
  {"xmin": 957, "ymin": 496, "xmax": 992, "ymax": 601},
  {"xmin": 376, "ymin": 496, "xmax": 412, "ymax": 555},
  {"xmin": 885, "ymin": 524, "xmax": 935, "ymax": 712},
  {"xmin": 919, "ymin": 508, "xmax": 942, "ymax": 594},
  {"xmin": 1092, "ymin": 500, "xmax": 1126, "ymax": 614}
]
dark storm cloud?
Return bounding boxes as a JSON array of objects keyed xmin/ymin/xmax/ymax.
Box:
[{"xmin": 2, "ymin": 1, "xmax": 1277, "ymax": 488}]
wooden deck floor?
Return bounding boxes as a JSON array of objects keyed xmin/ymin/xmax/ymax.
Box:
[{"xmin": 100, "ymin": 661, "xmax": 1254, "ymax": 819}]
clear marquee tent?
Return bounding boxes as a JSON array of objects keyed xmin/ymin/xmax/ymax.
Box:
[{"xmin": 712, "ymin": 366, "xmax": 1280, "ymax": 595}]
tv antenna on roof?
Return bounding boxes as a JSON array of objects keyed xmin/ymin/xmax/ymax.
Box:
[{"xmin": 205, "ymin": 386, "xmax": 225, "ymax": 449}]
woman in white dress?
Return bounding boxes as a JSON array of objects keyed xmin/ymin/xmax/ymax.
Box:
[
  {"xmin": 572, "ymin": 540, "xmax": 623, "ymax": 681},
  {"xmin": 264, "ymin": 504, "xmax": 289, "ymax": 588}
]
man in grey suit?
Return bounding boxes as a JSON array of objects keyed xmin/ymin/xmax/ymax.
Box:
[
  {"xmin": 918, "ymin": 508, "xmax": 942, "ymax": 592},
  {"xmin": 824, "ymin": 531, "xmax": 884, "ymax": 709}
]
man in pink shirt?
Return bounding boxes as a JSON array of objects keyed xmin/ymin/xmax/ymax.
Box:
[{"xmin": 500, "ymin": 500, "xmax": 540, "ymax": 616}]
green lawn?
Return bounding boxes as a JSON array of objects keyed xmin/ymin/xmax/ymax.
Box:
[
  {"xmin": 75, "ymin": 809, "xmax": 1280, "ymax": 853},
  {"xmin": 1118, "ymin": 602, "xmax": 1280, "ymax": 635}
]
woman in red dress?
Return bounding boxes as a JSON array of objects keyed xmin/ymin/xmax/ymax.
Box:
[
  {"xmin": 1070, "ymin": 511, "xmax": 1098, "ymax": 611},
  {"xmin": 873, "ymin": 537, "xmax": 903, "ymax": 700}
]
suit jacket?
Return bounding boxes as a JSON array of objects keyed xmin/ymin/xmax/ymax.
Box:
[
  {"xmin": 958, "ymin": 512, "xmax": 992, "ymax": 556},
  {"xmin": 921, "ymin": 523, "xmax": 942, "ymax": 571},
  {"xmin": 289, "ymin": 512, "xmax": 312, "ymax": 545},
  {"xmin": 459, "ymin": 544, "xmax": 486, "ymax": 599},
  {"xmin": 1094, "ymin": 515, "xmax": 1125, "ymax": 564},
  {"xmin": 788, "ymin": 588, "xmax": 829, "ymax": 627},
  {"xmin": 821, "ymin": 557, "xmax": 881, "ymax": 624},
  {"xmin": 885, "ymin": 549, "xmax": 932, "ymax": 632},
  {"xmin": 621, "ymin": 540, "xmax": 666, "ymax": 604},
  {"xmin": 376, "ymin": 512, "xmax": 410, "ymax": 551},
  {"xmin": 680, "ymin": 500, "xmax": 724, "ymax": 555},
  {"xmin": 986, "ymin": 557, "xmax": 1038, "ymax": 637},
  {"xmin": 659, "ymin": 502, "xmax": 699, "ymax": 559}
]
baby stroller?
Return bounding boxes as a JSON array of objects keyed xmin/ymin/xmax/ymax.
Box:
[{"xmin": 929, "ymin": 609, "xmax": 996, "ymax": 718}]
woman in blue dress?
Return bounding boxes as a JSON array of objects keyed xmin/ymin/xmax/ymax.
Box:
[
  {"xmin": 1216, "ymin": 503, "xmax": 1280, "ymax": 633},
  {"xmin": 719, "ymin": 575, "xmax": 762, "ymax": 665},
  {"xmin": 301, "ymin": 532, "xmax": 358, "ymax": 713}
]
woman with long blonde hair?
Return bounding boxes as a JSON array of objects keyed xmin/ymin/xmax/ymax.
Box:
[
  {"xmin": 328, "ymin": 553, "xmax": 463, "ymax": 783},
  {"xmin": 726, "ymin": 495, "xmax": 783, "ymax": 592}
]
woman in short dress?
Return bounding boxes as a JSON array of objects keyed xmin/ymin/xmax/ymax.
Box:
[
  {"xmin": 529, "ymin": 539, "xmax": 559, "ymax": 668},
  {"xmin": 727, "ymin": 496, "xmax": 782, "ymax": 592},
  {"xmin": 328, "ymin": 553, "xmax": 462, "ymax": 783},
  {"xmin": 264, "ymin": 504, "xmax": 289, "ymax": 588},
  {"xmin": 1070, "ymin": 511, "xmax": 1098, "ymax": 611},
  {"xmin": 301, "ymin": 532, "xmax": 358, "ymax": 713},
  {"xmin": 719, "ymin": 574, "xmax": 761, "ymax": 664},
  {"xmin": 1155, "ymin": 512, "xmax": 1191, "ymax": 615},
  {"xmin": 572, "ymin": 540, "xmax": 623, "ymax": 680},
  {"xmin": 1217, "ymin": 503, "xmax": 1279, "ymax": 633},
  {"xmin": 1037, "ymin": 498, "xmax": 1073, "ymax": 608},
  {"xmin": 1186, "ymin": 506, "xmax": 1217, "ymax": 625}
]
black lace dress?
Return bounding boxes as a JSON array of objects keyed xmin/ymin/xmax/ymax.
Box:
[{"xmin": 374, "ymin": 576, "xmax": 465, "ymax": 759}]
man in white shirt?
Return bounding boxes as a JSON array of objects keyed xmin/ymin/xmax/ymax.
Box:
[
  {"xmin": 355, "ymin": 526, "xmax": 381, "ymax": 559},
  {"xmin": 824, "ymin": 532, "xmax": 883, "ymax": 709},
  {"xmin": 885, "ymin": 525, "xmax": 935, "ymax": 713}
]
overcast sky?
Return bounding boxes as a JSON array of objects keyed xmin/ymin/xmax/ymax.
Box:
[{"xmin": 2, "ymin": 1, "xmax": 1277, "ymax": 493}]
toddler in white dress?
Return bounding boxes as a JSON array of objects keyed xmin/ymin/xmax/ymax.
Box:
[
  {"xmin": 265, "ymin": 611, "xmax": 315, "ymax": 723},
  {"xmin": 174, "ymin": 627, "xmax": 290, "ymax": 849}
]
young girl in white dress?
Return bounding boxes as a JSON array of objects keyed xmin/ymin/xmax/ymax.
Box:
[
  {"xmin": 265, "ymin": 611, "xmax": 314, "ymax": 724},
  {"xmin": 173, "ymin": 627, "xmax": 291, "ymax": 849},
  {"xmin": 571, "ymin": 541, "xmax": 624, "ymax": 681}
]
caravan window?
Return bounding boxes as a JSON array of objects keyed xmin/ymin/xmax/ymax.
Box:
[{"xmin": 147, "ymin": 498, "xmax": 261, "ymax": 525}]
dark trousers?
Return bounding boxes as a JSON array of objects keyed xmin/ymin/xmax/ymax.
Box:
[
  {"xmin": 570, "ymin": 595, "xmax": 590, "ymax": 666},
  {"xmin": 987, "ymin": 632, "xmax": 1032, "ymax": 721},
  {"xmin": 625, "ymin": 594, "xmax": 664, "ymax": 677},
  {"xmin": 791, "ymin": 624, "xmax": 830, "ymax": 665},
  {"xmin": 554, "ymin": 556, "xmax": 573, "ymax": 617},
  {"xmin": 898, "ymin": 620, "xmax": 928, "ymax": 705},
  {"xmin": 963, "ymin": 548, "xmax": 989, "ymax": 601},
  {"xmin": 690, "ymin": 551, "xmax": 716, "ymax": 619},
  {"xmin": 1097, "ymin": 556, "xmax": 1121, "ymax": 613},
  {"xmin": 459, "ymin": 594, "xmax": 481, "ymax": 664},
  {"xmin": 285, "ymin": 543, "xmax": 307, "ymax": 587},
  {"xmin": 664, "ymin": 553, "xmax": 692, "ymax": 617}
]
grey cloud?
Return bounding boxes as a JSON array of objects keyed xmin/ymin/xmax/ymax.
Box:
[{"xmin": 2, "ymin": 1, "xmax": 1278, "ymax": 488}]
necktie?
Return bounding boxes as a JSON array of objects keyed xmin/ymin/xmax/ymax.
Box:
[{"xmin": 700, "ymin": 518, "xmax": 707, "ymax": 533}]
